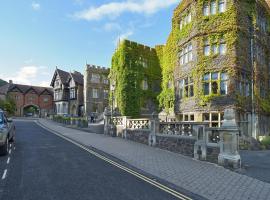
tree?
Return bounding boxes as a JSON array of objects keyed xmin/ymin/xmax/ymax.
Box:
[{"xmin": 0, "ymin": 96, "xmax": 16, "ymax": 116}]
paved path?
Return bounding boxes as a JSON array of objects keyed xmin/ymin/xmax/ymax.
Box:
[
  {"xmin": 0, "ymin": 121, "xmax": 190, "ymax": 200},
  {"xmin": 240, "ymin": 150, "xmax": 270, "ymax": 183},
  {"xmin": 38, "ymin": 119, "xmax": 270, "ymax": 200}
]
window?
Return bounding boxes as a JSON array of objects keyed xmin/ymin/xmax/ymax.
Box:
[
  {"xmin": 92, "ymin": 89, "xmax": 99, "ymax": 98},
  {"xmin": 180, "ymin": 113, "xmax": 195, "ymax": 122},
  {"xmin": 179, "ymin": 79, "xmax": 184, "ymax": 99},
  {"xmin": 91, "ymin": 74, "xmax": 100, "ymax": 83},
  {"xmin": 54, "ymin": 91, "xmax": 59, "ymax": 100},
  {"xmin": 43, "ymin": 97, "xmax": 49, "ymax": 103},
  {"xmin": 203, "ymin": 3, "xmax": 209, "ymax": 16},
  {"xmin": 203, "ymin": 1, "xmax": 226, "ymax": 16},
  {"xmin": 218, "ymin": 0, "xmax": 226, "ymax": 13},
  {"xmin": 210, "ymin": 1, "xmax": 217, "ymax": 15},
  {"xmin": 179, "ymin": 77, "xmax": 194, "ymax": 99},
  {"xmin": 103, "ymin": 79, "xmax": 109, "ymax": 84},
  {"xmin": 238, "ymin": 73, "xmax": 250, "ymax": 97},
  {"xmin": 211, "ymin": 73, "xmax": 219, "ymax": 94},
  {"xmin": 219, "ymin": 41, "xmax": 227, "ymax": 55},
  {"xmin": 203, "ymin": 112, "xmax": 224, "ymax": 127},
  {"xmin": 204, "ymin": 39, "xmax": 210, "ymax": 56},
  {"xmin": 204, "ymin": 37, "xmax": 226, "ymax": 56},
  {"xmin": 203, "ymin": 73, "xmax": 210, "ymax": 95},
  {"xmin": 212, "ymin": 43, "xmax": 218, "ymax": 55},
  {"xmin": 142, "ymin": 80, "xmax": 148, "ymax": 90},
  {"xmin": 220, "ymin": 72, "xmax": 228, "ymax": 95},
  {"xmin": 180, "ymin": 43, "xmax": 193, "ymax": 65},
  {"xmin": 180, "ymin": 11, "xmax": 192, "ymax": 30},
  {"xmin": 203, "ymin": 72, "xmax": 228, "ymax": 95},
  {"xmin": 70, "ymin": 88, "xmax": 76, "ymax": 99},
  {"xmin": 104, "ymin": 90, "xmax": 109, "ymax": 99}
]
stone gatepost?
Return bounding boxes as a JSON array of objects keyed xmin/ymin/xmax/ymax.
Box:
[
  {"xmin": 148, "ymin": 112, "xmax": 159, "ymax": 146},
  {"xmin": 122, "ymin": 116, "xmax": 130, "ymax": 139},
  {"xmin": 194, "ymin": 125, "xmax": 207, "ymax": 160},
  {"xmin": 218, "ymin": 109, "xmax": 241, "ymax": 168},
  {"xmin": 103, "ymin": 107, "xmax": 111, "ymax": 135}
]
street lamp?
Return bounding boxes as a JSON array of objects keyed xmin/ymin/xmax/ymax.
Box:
[{"xmin": 110, "ymin": 82, "xmax": 116, "ymax": 121}]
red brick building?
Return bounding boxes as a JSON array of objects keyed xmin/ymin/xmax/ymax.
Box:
[{"xmin": 0, "ymin": 82, "xmax": 54, "ymax": 117}]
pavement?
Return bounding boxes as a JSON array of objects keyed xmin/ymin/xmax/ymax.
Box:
[
  {"xmin": 239, "ymin": 150, "xmax": 270, "ymax": 184},
  {"xmin": 37, "ymin": 119, "xmax": 270, "ymax": 200},
  {"xmin": 0, "ymin": 120, "xmax": 191, "ymax": 200}
]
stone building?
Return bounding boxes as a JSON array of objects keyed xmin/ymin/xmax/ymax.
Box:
[
  {"xmin": 0, "ymin": 82, "xmax": 53, "ymax": 117},
  {"xmin": 50, "ymin": 68, "xmax": 84, "ymax": 116},
  {"xmin": 164, "ymin": 0, "xmax": 270, "ymax": 138},
  {"xmin": 84, "ymin": 64, "xmax": 110, "ymax": 117},
  {"xmin": 110, "ymin": 40, "xmax": 162, "ymax": 118},
  {"xmin": 109, "ymin": 0, "xmax": 270, "ymax": 137}
]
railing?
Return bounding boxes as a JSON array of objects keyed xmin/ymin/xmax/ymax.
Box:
[
  {"xmin": 127, "ymin": 119, "xmax": 150, "ymax": 130},
  {"xmin": 112, "ymin": 117, "xmax": 123, "ymax": 126},
  {"xmin": 159, "ymin": 122, "xmax": 207, "ymax": 138}
]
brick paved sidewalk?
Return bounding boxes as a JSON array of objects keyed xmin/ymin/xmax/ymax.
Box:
[{"xmin": 38, "ymin": 119, "xmax": 270, "ymax": 200}]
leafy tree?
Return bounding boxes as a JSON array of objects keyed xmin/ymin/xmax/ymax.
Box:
[{"xmin": 0, "ymin": 96, "xmax": 16, "ymax": 116}]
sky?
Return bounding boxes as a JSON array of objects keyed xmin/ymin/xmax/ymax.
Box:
[{"xmin": 0, "ymin": 0, "xmax": 180, "ymax": 87}]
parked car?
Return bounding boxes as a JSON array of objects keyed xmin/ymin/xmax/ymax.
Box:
[{"xmin": 0, "ymin": 109, "xmax": 15, "ymax": 155}]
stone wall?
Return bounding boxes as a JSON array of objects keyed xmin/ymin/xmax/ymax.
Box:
[
  {"xmin": 156, "ymin": 136, "xmax": 196, "ymax": 157},
  {"xmin": 206, "ymin": 147, "xmax": 220, "ymax": 164},
  {"xmin": 125, "ymin": 130, "xmax": 150, "ymax": 145}
]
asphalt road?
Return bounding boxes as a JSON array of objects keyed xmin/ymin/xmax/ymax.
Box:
[{"xmin": 0, "ymin": 121, "xmax": 191, "ymax": 200}]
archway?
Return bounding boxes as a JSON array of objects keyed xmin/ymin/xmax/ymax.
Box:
[{"xmin": 23, "ymin": 105, "xmax": 40, "ymax": 117}]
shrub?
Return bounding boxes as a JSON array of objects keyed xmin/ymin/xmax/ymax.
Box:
[{"xmin": 261, "ymin": 136, "xmax": 270, "ymax": 149}]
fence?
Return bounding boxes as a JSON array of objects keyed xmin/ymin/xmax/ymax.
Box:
[{"xmin": 104, "ymin": 109, "xmax": 241, "ymax": 168}]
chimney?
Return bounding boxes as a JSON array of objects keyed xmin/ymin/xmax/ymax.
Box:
[{"xmin": 9, "ymin": 80, "xmax": 13, "ymax": 84}]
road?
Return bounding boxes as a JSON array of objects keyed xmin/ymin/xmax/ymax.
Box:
[{"xmin": 0, "ymin": 120, "xmax": 191, "ymax": 200}]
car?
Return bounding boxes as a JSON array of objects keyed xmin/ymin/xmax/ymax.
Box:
[{"xmin": 0, "ymin": 110, "xmax": 15, "ymax": 155}]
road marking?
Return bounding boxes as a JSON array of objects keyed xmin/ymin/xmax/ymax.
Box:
[
  {"xmin": 2, "ymin": 169, "xmax": 7, "ymax": 180},
  {"xmin": 14, "ymin": 146, "xmax": 16, "ymax": 150},
  {"xmin": 37, "ymin": 122, "xmax": 192, "ymax": 200},
  {"xmin": 7, "ymin": 157, "xmax": 10, "ymax": 164},
  {"xmin": 9, "ymin": 144, "xmax": 11, "ymax": 148},
  {"xmin": 9, "ymin": 149, "xmax": 11, "ymax": 154}
]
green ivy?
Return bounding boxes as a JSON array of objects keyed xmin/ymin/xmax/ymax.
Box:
[{"xmin": 110, "ymin": 40, "xmax": 162, "ymax": 118}]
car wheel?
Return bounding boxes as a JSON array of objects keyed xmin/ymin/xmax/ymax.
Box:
[{"xmin": 0, "ymin": 137, "xmax": 9, "ymax": 156}]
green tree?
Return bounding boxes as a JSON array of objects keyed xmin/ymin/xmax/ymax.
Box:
[{"xmin": 0, "ymin": 96, "xmax": 16, "ymax": 116}]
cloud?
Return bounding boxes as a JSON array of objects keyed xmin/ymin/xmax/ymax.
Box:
[
  {"xmin": 31, "ymin": 2, "xmax": 41, "ymax": 11},
  {"xmin": 114, "ymin": 30, "xmax": 134, "ymax": 46},
  {"xmin": 104, "ymin": 22, "xmax": 122, "ymax": 32},
  {"xmin": 73, "ymin": 0, "xmax": 178, "ymax": 21},
  {"xmin": 3, "ymin": 66, "xmax": 51, "ymax": 86}
]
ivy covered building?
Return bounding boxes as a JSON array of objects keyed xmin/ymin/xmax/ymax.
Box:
[
  {"xmin": 110, "ymin": 40, "xmax": 162, "ymax": 118},
  {"xmin": 110, "ymin": 0, "xmax": 270, "ymax": 137},
  {"xmin": 157, "ymin": 0, "xmax": 270, "ymax": 138}
]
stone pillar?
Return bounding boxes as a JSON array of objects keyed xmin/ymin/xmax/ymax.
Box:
[
  {"xmin": 103, "ymin": 107, "xmax": 111, "ymax": 135},
  {"xmin": 218, "ymin": 109, "xmax": 241, "ymax": 168},
  {"xmin": 148, "ymin": 112, "xmax": 159, "ymax": 146},
  {"xmin": 122, "ymin": 116, "xmax": 130, "ymax": 139},
  {"xmin": 194, "ymin": 125, "xmax": 207, "ymax": 161}
]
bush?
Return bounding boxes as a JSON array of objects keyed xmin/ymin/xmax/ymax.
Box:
[{"xmin": 260, "ymin": 136, "xmax": 270, "ymax": 149}]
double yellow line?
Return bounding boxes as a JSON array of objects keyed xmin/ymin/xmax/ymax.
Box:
[{"xmin": 37, "ymin": 121, "xmax": 193, "ymax": 200}]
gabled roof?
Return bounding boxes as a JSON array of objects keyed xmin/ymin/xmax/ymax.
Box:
[
  {"xmin": 69, "ymin": 71, "xmax": 84, "ymax": 85},
  {"xmin": 7, "ymin": 84, "xmax": 53, "ymax": 96},
  {"xmin": 50, "ymin": 68, "xmax": 70, "ymax": 87}
]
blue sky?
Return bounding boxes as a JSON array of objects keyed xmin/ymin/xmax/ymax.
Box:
[{"xmin": 0, "ymin": 0, "xmax": 180, "ymax": 86}]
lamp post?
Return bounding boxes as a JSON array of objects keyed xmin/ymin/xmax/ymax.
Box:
[{"xmin": 110, "ymin": 82, "xmax": 115, "ymax": 122}]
